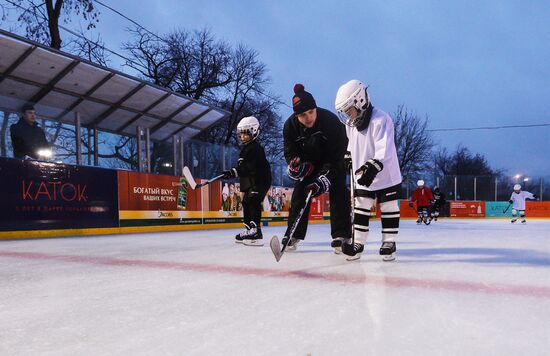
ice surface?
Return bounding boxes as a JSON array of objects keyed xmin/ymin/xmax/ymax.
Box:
[{"xmin": 1, "ymin": 219, "xmax": 550, "ymax": 356}]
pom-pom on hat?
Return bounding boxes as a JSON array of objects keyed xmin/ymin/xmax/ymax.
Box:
[{"xmin": 292, "ymin": 83, "xmax": 316, "ymax": 114}]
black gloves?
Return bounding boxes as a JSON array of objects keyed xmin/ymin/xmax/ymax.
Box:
[
  {"xmin": 222, "ymin": 168, "xmax": 238, "ymax": 179},
  {"xmin": 508, "ymin": 200, "xmax": 513, "ymax": 204},
  {"xmin": 355, "ymin": 159, "xmax": 383, "ymax": 187},
  {"xmin": 306, "ymin": 174, "xmax": 331, "ymax": 197},
  {"xmin": 344, "ymin": 151, "xmax": 352, "ymax": 172},
  {"xmin": 288, "ymin": 157, "xmax": 314, "ymax": 181}
]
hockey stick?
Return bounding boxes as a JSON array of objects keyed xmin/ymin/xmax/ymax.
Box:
[
  {"xmin": 270, "ymin": 190, "xmax": 313, "ymax": 262},
  {"xmin": 182, "ymin": 166, "xmax": 225, "ymax": 189},
  {"xmin": 182, "ymin": 166, "xmax": 197, "ymax": 189},
  {"xmin": 195, "ymin": 174, "xmax": 225, "ymax": 189},
  {"xmin": 503, "ymin": 203, "xmax": 512, "ymax": 214},
  {"xmin": 350, "ymin": 164, "xmax": 356, "ymax": 245}
]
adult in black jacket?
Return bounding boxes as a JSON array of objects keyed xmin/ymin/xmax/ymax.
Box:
[
  {"xmin": 282, "ymin": 84, "xmax": 351, "ymax": 251},
  {"xmin": 222, "ymin": 116, "xmax": 272, "ymax": 246},
  {"xmin": 10, "ymin": 104, "xmax": 50, "ymax": 159}
]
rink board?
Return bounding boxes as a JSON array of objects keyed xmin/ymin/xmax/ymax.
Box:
[{"xmin": 2, "ymin": 157, "xmax": 550, "ymax": 239}]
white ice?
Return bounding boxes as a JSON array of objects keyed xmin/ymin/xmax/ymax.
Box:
[{"xmin": 1, "ymin": 219, "xmax": 550, "ymax": 356}]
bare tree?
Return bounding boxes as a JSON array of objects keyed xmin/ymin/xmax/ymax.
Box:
[
  {"xmin": 1, "ymin": 0, "xmax": 99, "ymax": 49},
  {"xmin": 433, "ymin": 145, "xmax": 500, "ymax": 176},
  {"xmin": 65, "ymin": 27, "xmax": 109, "ymax": 66},
  {"xmin": 122, "ymin": 27, "xmax": 233, "ymax": 99},
  {"xmin": 393, "ymin": 105, "xmax": 435, "ymax": 180}
]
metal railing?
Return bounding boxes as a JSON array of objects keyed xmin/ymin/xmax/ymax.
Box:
[{"xmin": 402, "ymin": 175, "xmax": 547, "ymax": 201}]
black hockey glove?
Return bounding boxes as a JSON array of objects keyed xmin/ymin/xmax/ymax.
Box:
[
  {"xmin": 344, "ymin": 151, "xmax": 352, "ymax": 172},
  {"xmin": 288, "ymin": 158, "xmax": 314, "ymax": 181},
  {"xmin": 508, "ymin": 200, "xmax": 513, "ymax": 204},
  {"xmin": 355, "ymin": 159, "xmax": 383, "ymax": 187},
  {"xmin": 306, "ymin": 173, "xmax": 331, "ymax": 197},
  {"xmin": 222, "ymin": 168, "xmax": 238, "ymax": 179},
  {"xmin": 408, "ymin": 202, "xmax": 414, "ymax": 208},
  {"xmin": 532, "ymin": 194, "xmax": 539, "ymax": 200}
]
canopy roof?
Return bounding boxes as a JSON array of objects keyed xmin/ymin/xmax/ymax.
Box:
[{"xmin": 0, "ymin": 29, "xmax": 229, "ymax": 142}]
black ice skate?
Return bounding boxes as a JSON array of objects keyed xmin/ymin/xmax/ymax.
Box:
[
  {"xmin": 521, "ymin": 219, "xmax": 527, "ymax": 224},
  {"xmin": 331, "ymin": 237, "xmax": 345, "ymax": 254},
  {"xmin": 416, "ymin": 218, "xmax": 422, "ymax": 224},
  {"xmin": 380, "ymin": 242, "xmax": 396, "ymax": 261},
  {"xmin": 342, "ymin": 241, "xmax": 364, "ymax": 261},
  {"xmin": 511, "ymin": 218, "xmax": 517, "ymax": 224},
  {"xmin": 235, "ymin": 223, "xmax": 251, "ymax": 243},
  {"xmin": 281, "ymin": 236, "xmax": 300, "ymax": 251},
  {"xmin": 243, "ymin": 225, "xmax": 263, "ymax": 246}
]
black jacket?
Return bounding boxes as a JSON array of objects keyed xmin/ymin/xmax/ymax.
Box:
[
  {"xmin": 283, "ymin": 107, "xmax": 348, "ymax": 182},
  {"xmin": 10, "ymin": 118, "xmax": 49, "ymax": 159},
  {"xmin": 433, "ymin": 192, "xmax": 446, "ymax": 206},
  {"xmin": 236, "ymin": 140, "xmax": 272, "ymax": 193}
]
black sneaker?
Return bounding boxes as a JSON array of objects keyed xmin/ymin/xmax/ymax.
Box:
[
  {"xmin": 342, "ymin": 241, "xmax": 364, "ymax": 261},
  {"xmin": 380, "ymin": 242, "xmax": 396, "ymax": 261}
]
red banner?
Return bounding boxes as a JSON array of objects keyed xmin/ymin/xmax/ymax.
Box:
[
  {"xmin": 526, "ymin": 201, "xmax": 550, "ymax": 217},
  {"xmin": 449, "ymin": 201, "xmax": 485, "ymax": 217}
]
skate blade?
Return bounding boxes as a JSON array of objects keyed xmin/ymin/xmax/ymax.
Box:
[
  {"xmin": 270, "ymin": 236, "xmax": 282, "ymax": 262},
  {"xmin": 243, "ymin": 240, "xmax": 264, "ymax": 246},
  {"xmin": 382, "ymin": 254, "xmax": 396, "ymax": 262},
  {"xmin": 235, "ymin": 240, "xmax": 244, "ymax": 244},
  {"xmin": 346, "ymin": 254, "xmax": 361, "ymax": 261}
]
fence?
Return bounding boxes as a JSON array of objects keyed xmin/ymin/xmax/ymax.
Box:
[{"xmin": 402, "ymin": 175, "xmax": 548, "ymax": 201}]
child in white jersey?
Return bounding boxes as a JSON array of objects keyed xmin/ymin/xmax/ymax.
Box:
[
  {"xmin": 334, "ymin": 80, "xmax": 403, "ymax": 261},
  {"xmin": 509, "ymin": 184, "xmax": 538, "ymax": 224}
]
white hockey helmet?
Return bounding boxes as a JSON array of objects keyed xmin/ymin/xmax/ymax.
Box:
[
  {"xmin": 237, "ymin": 116, "xmax": 260, "ymax": 144},
  {"xmin": 417, "ymin": 180, "xmax": 425, "ymax": 187},
  {"xmin": 513, "ymin": 184, "xmax": 521, "ymax": 191},
  {"xmin": 334, "ymin": 79, "xmax": 370, "ymax": 127}
]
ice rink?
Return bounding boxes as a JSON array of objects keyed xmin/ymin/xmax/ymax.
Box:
[{"xmin": 1, "ymin": 219, "xmax": 550, "ymax": 356}]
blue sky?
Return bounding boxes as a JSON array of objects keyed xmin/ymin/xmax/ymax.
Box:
[{"xmin": 4, "ymin": 0, "xmax": 550, "ymax": 177}]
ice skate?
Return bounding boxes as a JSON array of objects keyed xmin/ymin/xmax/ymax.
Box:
[
  {"xmin": 521, "ymin": 219, "xmax": 526, "ymax": 224},
  {"xmin": 380, "ymin": 242, "xmax": 396, "ymax": 261},
  {"xmin": 342, "ymin": 241, "xmax": 364, "ymax": 261},
  {"xmin": 243, "ymin": 226, "xmax": 264, "ymax": 246},
  {"xmin": 331, "ymin": 237, "xmax": 345, "ymax": 254},
  {"xmin": 235, "ymin": 223, "xmax": 251, "ymax": 243},
  {"xmin": 511, "ymin": 218, "xmax": 517, "ymax": 223},
  {"xmin": 281, "ymin": 236, "xmax": 300, "ymax": 251}
]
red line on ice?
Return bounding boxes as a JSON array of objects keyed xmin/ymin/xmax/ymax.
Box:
[{"xmin": 1, "ymin": 250, "xmax": 549, "ymax": 299}]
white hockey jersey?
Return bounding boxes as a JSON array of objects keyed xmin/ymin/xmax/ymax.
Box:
[
  {"xmin": 509, "ymin": 190, "xmax": 535, "ymax": 210},
  {"xmin": 346, "ymin": 107, "xmax": 402, "ymax": 191}
]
